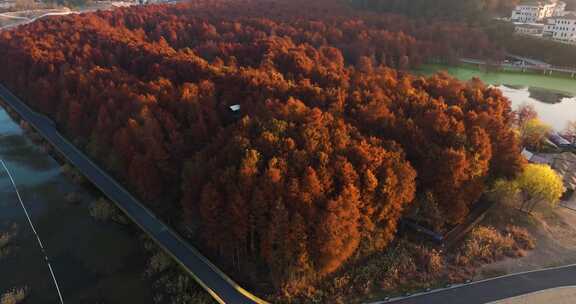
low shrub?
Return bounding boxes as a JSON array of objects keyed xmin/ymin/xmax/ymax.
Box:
[
  {"xmin": 145, "ymin": 251, "xmax": 173, "ymax": 277},
  {"xmin": 290, "ymin": 222, "xmax": 536, "ymax": 303},
  {"xmin": 505, "ymin": 225, "xmax": 536, "ymax": 250},
  {"xmin": 61, "ymin": 163, "xmax": 86, "ymax": 184},
  {"xmin": 0, "ymin": 223, "xmax": 18, "ymax": 259},
  {"xmin": 456, "ymin": 225, "xmax": 535, "ymax": 267},
  {"xmin": 88, "ymin": 198, "xmax": 128, "ymax": 224},
  {"xmin": 140, "ymin": 235, "xmax": 215, "ymax": 304},
  {"xmin": 64, "ymin": 192, "xmax": 81, "ymax": 205},
  {"xmin": 309, "ymin": 239, "xmax": 448, "ymax": 303},
  {"xmin": 1, "ymin": 287, "xmax": 28, "ymax": 304}
]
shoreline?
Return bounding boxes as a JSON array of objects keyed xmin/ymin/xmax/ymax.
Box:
[{"xmin": 414, "ymin": 63, "xmax": 576, "ymax": 96}]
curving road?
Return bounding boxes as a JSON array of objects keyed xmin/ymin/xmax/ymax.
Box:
[
  {"xmin": 376, "ymin": 264, "xmax": 576, "ymax": 304},
  {"xmin": 0, "ymin": 10, "xmax": 74, "ymax": 30},
  {"xmin": 0, "ymin": 84, "xmax": 267, "ymax": 304}
]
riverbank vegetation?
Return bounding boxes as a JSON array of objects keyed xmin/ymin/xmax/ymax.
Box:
[
  {"xmin": 0, "ymin": 225, "xmax": 26, "ymax": 304},
  {"xmin": 0, "ymin": 287, "xmax": 28, "ymax": 304},
  {"xmin": 88, "ymin": 198, "xmax": 129, "ymax": 224},
  {"xmin": 0, "ymin": 0, "xmax": 526, "ymax": 300},
  {"xmin": 141, "ymin": 235, "xmax": 216, "ymax": 304},
  {"xmin": 297, "ymin": 222, "xmax": 535, "ymax": 303},
  {"xmin": 85, "ymin": 194, "xmax": 214, "ymax": 303},
  {"xmin": 516, "ymin": 104, "xmax": 552, "ymax": 151},
  {"xmin": 60, "ymin": 163, "xmax": 87, "ymax": 185},
  {"xmin": 0, "ymin": 223, "xmax": 18, "ymax": 260}
]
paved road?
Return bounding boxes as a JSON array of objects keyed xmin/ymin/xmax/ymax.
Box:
[
  {"xmin": 0, "ymin": 11, "xmax": 74, "ymax": 30},
  {"xmin": 380, "ymin": 264, "xmax": 576, "ymax": 304},
  {"xmin": 0, "ymin": 84, "xmax": 266, "ymax": 304}
]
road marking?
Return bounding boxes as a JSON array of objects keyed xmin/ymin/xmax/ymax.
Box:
[{"xmin": 0, "ymin": 159, "xmax": 64, "ymax": 304}]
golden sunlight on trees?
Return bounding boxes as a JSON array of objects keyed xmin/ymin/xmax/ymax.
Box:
[
  {"xmin": 520, "ymin": 119, "xmax": 551, "ymax": 150},
  {"xmin": 515, "ymin": 103, "xmax": 551, "ymax": 150},
  {"xmin": 517, "ymin": 164, "xmax": 564, "ymax": 212},
  {"xmin": 182, "ymin": 100, "xmax": 417, "ymax": 286},
  {"xmin": 0, "ymin": 0, "xmax": 524, "ymax": 297},
  {"xmin": 490, "ymin": 164, "xmax": 564, "ymax": 213}
]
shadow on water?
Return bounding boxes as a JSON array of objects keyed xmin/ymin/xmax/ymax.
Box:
[{"xmin": 0, "ymin": 107, "xmax": 153, "ymax": 303}]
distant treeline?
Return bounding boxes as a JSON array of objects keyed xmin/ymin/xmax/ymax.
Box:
[
  {"xmin": 351, "ymin": 0, "xmax": 576, "ymax": 67},
  {"xmin": 349, "ymin": 0, "xmax": 520, "ymax": 22},
  {"xmin": 504, "ymin": 36, "xmax": 576, "ymax": 68}
]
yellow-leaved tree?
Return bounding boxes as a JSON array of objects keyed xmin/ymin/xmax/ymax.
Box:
[
  {"xmin": 490, "ymin": 163, "xmax": 564, "ymax": 213},
  {"xmin": 518, "ymin": 164, "xmax": 564, "ymax": 212}
]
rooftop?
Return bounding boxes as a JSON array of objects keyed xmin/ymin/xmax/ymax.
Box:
[{"xmin": 551, "ymin": 152, "xmax": 576, "ymax": 191}]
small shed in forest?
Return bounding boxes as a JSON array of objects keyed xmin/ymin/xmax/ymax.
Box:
[{"xmin": 228, "ymin": 104, "xmax": 241, "ymax": 118}]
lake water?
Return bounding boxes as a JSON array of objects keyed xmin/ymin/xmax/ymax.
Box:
[
  {"xmin": 0, "ymin": 108, "xmax": 153, "ymax": 303},
  {"xmin": 416, "ymin": 64, "xmax": 576, "ymax": 131}
]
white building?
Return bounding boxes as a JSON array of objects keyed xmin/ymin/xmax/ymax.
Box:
[
  {"xmin": 0, "ymin": 1, "xmax": 15, "ymax": 9},
  {"xmin": 543, "ymin": 13, "xmax": 576, "ymax": 43},
  {"xmin": 514, "ymin": 23, "xmax": 545, "ymax": 36},
  {"xmin": 511, "ymin": 0, "xmax": 566, "ymax": 23}
]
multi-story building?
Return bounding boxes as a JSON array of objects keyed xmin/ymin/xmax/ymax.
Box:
[
  {"xmin": 543, "ymin": 13, "xmax": 576, "ymax": 43},
  {"xmin": 511, "ymin": 0, "xmax": 566, "ymax": 23},
  {"xmin": 514, "ymin": 23, "xmax": 545, "ymax": 37},
  {"xmin": 0, "ymin": 0, "xmax": 16, "ymax": 9}
]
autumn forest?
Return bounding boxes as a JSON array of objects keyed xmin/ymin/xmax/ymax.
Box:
[{"xmin": 0, "ymin": 0, "xmax": 525, "ymax": 299}]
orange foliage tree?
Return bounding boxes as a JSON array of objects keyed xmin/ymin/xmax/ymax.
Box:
[{"xmin": 0, "ymin": 0, "xmax": 523, "ymax": 296}]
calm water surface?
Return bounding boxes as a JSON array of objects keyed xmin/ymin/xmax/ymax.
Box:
[
  {"xmin": 0, "ymin": 108, "xmax": 153, "ymax": 303},
  {"xmin": 416, "ymin": 64, "xmax": 576, "ymax": 131}
]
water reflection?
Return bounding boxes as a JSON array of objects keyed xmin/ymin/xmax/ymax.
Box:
[
  {"xmin": 499, "ymin": 85, "xmax": 576, "ymax": 131},
  {"xmin": 415, "ymin": 65, "xmax": 576, "ymax": 131},
  {"xmin": 0, "ymin": 107, "xmax": 152, "ymax": 304}
]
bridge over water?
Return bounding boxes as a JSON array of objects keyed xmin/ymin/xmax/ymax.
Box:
[{"xmin": 460, "ymin": 57, "xmax": 576, "ymax": 78}]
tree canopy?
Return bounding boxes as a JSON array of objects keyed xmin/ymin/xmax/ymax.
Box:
[
  {"xmin": 518, "ymin": 164, "xmax": 564, "ymax": 211},
  {"xmin": 0, "ymin": 0, "xmax": 524, "ymax": 297}
]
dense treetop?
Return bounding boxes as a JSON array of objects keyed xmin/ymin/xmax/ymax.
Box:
[{"xmin": 0, "ymin": 0, "xmax": 523, "ymax": 297}]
